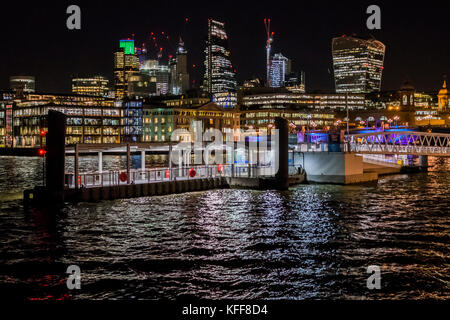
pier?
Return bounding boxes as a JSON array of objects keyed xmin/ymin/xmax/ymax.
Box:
[{"xmin": 22, "ymin": 111, "xmax": 450, "ymax": 205}]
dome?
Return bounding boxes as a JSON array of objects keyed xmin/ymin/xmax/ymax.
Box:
[
  {"xmin": 438, "ymin": 80, "xmax": 448, "ymax": 96},
  {"xmin": 400, "ymin": 80, "xmax": 415, "ymax": 91}
]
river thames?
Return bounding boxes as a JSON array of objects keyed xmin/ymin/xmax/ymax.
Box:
[{"xmin": 0, "ymin": 155, "xmax": 448, "ymax": 300}]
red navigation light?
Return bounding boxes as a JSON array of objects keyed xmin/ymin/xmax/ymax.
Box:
[
  {"xmin": 40, "ymin": 129, "xmax": 47, "ymax": 136},
  {"xmin": 38, "ymin": 149, "xmax": 46, "ymax": 156}
]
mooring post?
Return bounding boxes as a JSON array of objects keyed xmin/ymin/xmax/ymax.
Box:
[
  {"xmin": 126, "ymin": 143, "xmax": 131, "ymax": 184},
  {"xmin": 141, "ymin": 150, "xmax": 145, "ymax": 170},
  {"xmin": 46, "ymin": 110, "xmax": 67, "ymax": 202},
  {"xmin": 275, "ymin": 117, "xmax": 289, "ymax": 190},
  {"xmin": 168, "ymin": 142, "xmax": 173, "ymax": 180},
  {"xmin": 98, "ymin": 151, "xmax": 103, "ymax": 173},
  {"xmin": 75, "ymin": 143, "xmax": 79, "ymax": 189}
]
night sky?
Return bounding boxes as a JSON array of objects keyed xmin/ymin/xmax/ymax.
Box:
[{"xmin": 1, "ymin": 0, "xmax": 449, "ymax": 93}]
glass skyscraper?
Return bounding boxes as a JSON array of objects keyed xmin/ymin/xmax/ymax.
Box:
[
  {"xmin": 114, "ymin": 39, "xmax": 140, "ymax": 99},
  {"xmin": 203, "ymin": 19, "xmax": 237, "ymax": 107},
  {"xmin": 332, "ymin": 36, "xmax": 385, "ymax": 93},
  {"xmin": 269, "ymin": 53, "xmax": 290, "ymax": 88}
]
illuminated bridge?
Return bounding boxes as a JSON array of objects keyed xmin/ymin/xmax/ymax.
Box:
[{"xmin": 345, "ymin": 131, "xmax": 450, "ymax": 156}]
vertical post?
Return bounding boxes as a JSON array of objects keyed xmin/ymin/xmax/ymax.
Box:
[
  {"xmin": 98, "ymin": 151, "xmax": 103, "ymax": 173},
  {"xmin": 419, "ymin": 155, "xmax": 428, "ymax": 170},
  {"xmin": 75, "ymin": 144, "xmax": 79, "ymax": 189},
  {"xmin": 45, "ymin": 110, "xmax": 67, "ymax": 202},
  {"xmin": 141, "ymin": 150, "xmax": 145, "ymax": 171},
  {"xmin": 346, "ymin": 92, "xmax": 349, "ymax": 136},
  {"xmin": 256, "ymin": 130, "xmax": 260, "ymax": 176},
  {"xmin": 275, "ymin": 117, "xmax": 289, "ymax": 190},
  {"xmin": 168, "ymin": 143, "xmax": 173, "ymax": 180},
  {"xmin": 42, "ymin": 153, "xmax": 45, "ymax": 186},
  {"xmin": 126, "ymin": 143, "xmax": 130, "ymax": 184},
  {"xmin": 231, "ymin": 141, "xmax": 235, "ymax": 178}
]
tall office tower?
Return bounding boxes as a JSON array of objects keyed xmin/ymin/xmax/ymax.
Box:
[
  {"xmin": 10, "ymin": 76, "xmax": 35, "ymax": 93},
  {"xmin": 285, "ymin": 70, "xmax": 306, "ymax": 93},
  {"xmin": 203, "ymin": 19, "xmax": 237, "ymax": 107},
  {"xmin": 72, "ymin": 75, "xmax": 109, "ymax": 97},
  {"xmin": 332, "ymin": 35, "xmax": 385, "ymax": 93},
  {"xmin": 169, "ymin": 38, "xmax": 190, "ymax": 95},
  {"xmin": 269, "ymin": 53, "xmax": 289, "ymax": 88},
  {"xmin": 114, "ymin": 39, "xmax": 140, "ymax": 99},
  {"xmin": 140, "ymin": 59, "xmax": 170, "ymax": 96},
  {"xmin": 169, "ymin": 56, "xmax": 178, "ymax": 94},
  {"xmin": 136, "ymin": 45, "xmax": 148, "ymax": 68},
  {"xmin": 155, "ymin": 65, "xmax": 170, "ymax": 95}
]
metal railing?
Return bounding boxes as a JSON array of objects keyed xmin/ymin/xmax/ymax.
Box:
[
  {"xmin": 64, "ymin": 164, "xmax": 280, "ymax": 189},
  {"xmin": 345, "ymin": 131, "xmax": 450, "ymax": 156}
]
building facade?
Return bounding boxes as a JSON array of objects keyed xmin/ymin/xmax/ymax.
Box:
[
  {"xmin": 332, "ymin": 35, "xmax": 385, "ymax": 93},
  {"xmin": 10, "ymin": 76, "xmax": 35, "ymax": 93},
  {"xmin": 203, "ymin": 19, "xmax": 237, "ymax": 108},
  {"xmin": 114, "ymin": 39, "xmax": 140, "ymax": 99},
  {"xmin": 170, "ymin": 38, "xmax": 190, "ymax": 95},
  {"xmin": 143, "ymin": 99, "xmax": 239, "ymax": 142},
  {"xmin": 0, "ymin": 92, "xmax": 122, "ymax": 147},
  {"xmin": 269, "ymin": 53, "xmax": 290, "ymax": 88},
  {"xmin": 72, "ymin": 75, "xmax": 109, "ymax": 97},
  {"xmin": 240, "ymin": 91, "xmax": 366, "ymax": 111}
]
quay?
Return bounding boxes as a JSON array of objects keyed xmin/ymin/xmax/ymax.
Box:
[{"xmin": 21, "ymin": 111, "xmax": 450, "ymax": 206}]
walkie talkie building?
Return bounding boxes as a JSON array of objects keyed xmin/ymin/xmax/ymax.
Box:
[{"xmin": 332, "ymin": 35, "xmax": 385, "ymax": 93}]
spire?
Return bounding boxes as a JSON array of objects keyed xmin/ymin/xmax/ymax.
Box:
[
  {"xmin": 443, "ymin": 80, "xmax": 447, "ymax": 89},
  {"xmin": 177, "ymin": 37, "xmax": 187, "ymax": 54}
]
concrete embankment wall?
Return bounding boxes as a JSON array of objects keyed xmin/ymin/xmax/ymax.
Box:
[
  {"xmin": 65, "ymin": 177, "xmax": 229, "ymax": 202},
  {"xmin": 303, "ymin": 152, "xmax": 379, "ymax": 184}
]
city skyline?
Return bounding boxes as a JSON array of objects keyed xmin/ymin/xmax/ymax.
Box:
[
  {"xmin": 1, "ymin": 1, "xmax": 449, "ymax": 94},
  {"xmin": 1, "ymin": 1, "xmax": 449, "ymax": 306}
]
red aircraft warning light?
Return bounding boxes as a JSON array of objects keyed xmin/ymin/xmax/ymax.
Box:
[
  {"xmin": 38, "ymin": 149, "xmax": 47, "ymax": 156},
  {"xmin": 40, "ymin": 130, "xmax": 47, "ymax": 136}
]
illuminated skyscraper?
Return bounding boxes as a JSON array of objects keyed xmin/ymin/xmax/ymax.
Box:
[
  {"xmin": 10, "ymin": 76, "xmax": 35, "ymax": 93},
  {"xmin": 269, "ymin": 53, "xmax": 290, "ymax": 88},
  {"xmin": 114, "ymin": 39, "xmax": 140, "ymax": 99},
  {"xmin": 203, "ymin": 19, "xmax": 236, "ymax": 107},
  {"xmin": 332, "ymin": 35, "xmax": 385, "ymax": 93},
  {"xmin": 72, "ymin": 75, "xmax": 109, "ymax": 97},
  {"xmin": 170, "ymin": 38, "xmax": 190, "ymax": 95}
]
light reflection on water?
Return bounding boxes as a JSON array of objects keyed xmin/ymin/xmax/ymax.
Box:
[{"xmin": 0, "ymin": 156, "xmax": 449, "ymax": 300}]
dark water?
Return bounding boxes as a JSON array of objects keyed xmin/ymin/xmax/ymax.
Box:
[{"xmin": 0, "ymin": 155, "xmax": 449, "ymax": 300}]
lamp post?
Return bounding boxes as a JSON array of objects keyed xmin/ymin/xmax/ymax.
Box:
[
  {"xmin": 39, "ymin": 130, "xmax": 47, "ymax": 186},
  {"xmin": 393, "ymin": 116, "xmax": 399, "ymax": 127}
]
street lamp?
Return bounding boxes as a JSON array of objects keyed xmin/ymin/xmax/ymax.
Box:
[{"xmin": 393, "ymin": 116, "xmax": 400, "ymax": 127}]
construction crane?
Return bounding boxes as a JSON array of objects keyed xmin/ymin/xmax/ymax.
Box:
[{"xmin": 264, "ymin": 18, "xmax": 274, "ymax": 87}]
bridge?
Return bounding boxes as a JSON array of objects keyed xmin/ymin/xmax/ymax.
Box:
[{"xmin": 345, "ymin": 130, "xmax": 450, "ymax": 156}]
